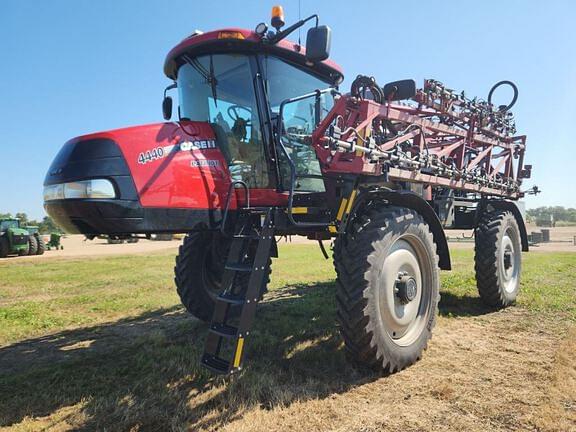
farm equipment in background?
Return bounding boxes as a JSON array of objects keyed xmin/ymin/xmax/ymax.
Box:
[
  {"xmin": 0, "ymin": 218, "xmax": 47, "ymax": 257},
  {"xmin": 24, "ymin": 226, "xmax": 46, "ymax": 255},
  {"xmin": 43, "ymin": 6, "xmax": 536, "ymax": 375},
  {"xmin": 100, "ymin": 234, "xmax": 139, "ymax": 244},
  {"xmin": 0, "ymin": 218, "xmax": 30, "ymax": 257},
  {"xmin": 149, "ymin": 233, "xmax": 174, "ymax": 241},
  {"xmin": 46, "ymin": 232, "xmax": 64, "ymax": 250},
  {"xmin": 98, "ymin": 234, "xmax": 173, "ymax": 243},
  {"xmin": 94, "ymin": 233, "xmax": 174, "ymax": 244}
]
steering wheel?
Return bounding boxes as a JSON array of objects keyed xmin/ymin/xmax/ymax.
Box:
[{"xmin": 227, "ymin": 105, "xmax": 252, "ymax": 125}]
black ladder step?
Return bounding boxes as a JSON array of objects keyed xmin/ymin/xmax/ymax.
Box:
[
  {"xmin": 217, "ymin": 293, "xmax": 246, "ymax": 306},
  {"xmin": 201, "ymin": 207, "xmax": 274, "ymax": 375},
  {"xmin": 201, "ymin": 353, "xmax": 230, "ymax": 374},
  {"xmin": 209, "ymin": 323, "xmax": 238, "ymax": 338},
  {"xmin": 225, "ymin": 262, "xmax": 252, "ymax": 272}
]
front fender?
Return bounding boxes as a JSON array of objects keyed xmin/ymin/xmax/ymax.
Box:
[{"xmin": 349, "ymin": 190, "xmax": 451, "ymax": 270}]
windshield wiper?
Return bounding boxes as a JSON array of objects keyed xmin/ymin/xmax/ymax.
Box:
[
  {"xmin": 208, "ymin": 55, "xmax": 218, "ymax": 106},
  {"xmin": 183, "ymin": 55, "xmax": 219, "ymax": 106}
]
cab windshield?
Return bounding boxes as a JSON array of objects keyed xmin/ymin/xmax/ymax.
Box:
[
  {"xmin": 177, "ymin": 54, "xmax": 269, "ymax": 188},
  {"xmin": 176, "ymin": 53, "xmax": 334, "ymax": 191},
  {"xmin": 1, "ymin": 220, "xmax": 19, "ymax": 231}
]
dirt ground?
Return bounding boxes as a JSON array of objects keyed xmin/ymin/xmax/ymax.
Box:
[
  {"xmin": 3, "ymin": 224, "xmax": 573, "ymax": 262},
  {"xmin": 446, "ymin": 225, "xmax": 576, "ymax": 252},
  {"xmin": 15, "ymin": 235, "xmax": 181, "ymax": 260},
  {"xmin": 217, "ymin": 309, "xmax": 575, "ymax": 432},
  {"xmin": 283, "ymin": 225, "xmax": 576, "ymax": 253}
]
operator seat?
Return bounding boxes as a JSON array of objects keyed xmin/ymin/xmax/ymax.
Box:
[{"xmin": 210, "ymin": 122, "xmax": 233, "ymax": 163}]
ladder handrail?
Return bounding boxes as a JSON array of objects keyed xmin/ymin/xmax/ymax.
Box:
[
  {"xmin": 276, "ymin": 89, "xmax": 333, "ymax": 228},
  {"xmin": 220, "ymin": 180, "xmax": 250, "ymax": 235}
]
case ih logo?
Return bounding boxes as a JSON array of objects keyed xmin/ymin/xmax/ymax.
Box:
[
  {"xmin": 137, "ymin": 140, "xmax": 217, "ymax": 165},
  {"xmin": 180, "ymin": 140, "xmax": 216, "ymax": 151}
]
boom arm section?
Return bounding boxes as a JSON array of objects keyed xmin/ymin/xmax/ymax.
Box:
[{"xmin": 311, "ymin": 78, "xmax": 531, "ymax": 199}]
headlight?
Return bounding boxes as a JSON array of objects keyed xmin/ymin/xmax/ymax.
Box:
[
  {"xmin": 43, "ymin": 184, "xmax": 64, "ymax": 201},
  {"xmin": 43, "ymin": 179, "xmax": 116, "ymax": 201}
]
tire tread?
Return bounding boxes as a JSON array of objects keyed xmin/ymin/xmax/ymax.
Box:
[{"xmin": 334, "ymin": 203, "xmax": 439, "ymax": 373}]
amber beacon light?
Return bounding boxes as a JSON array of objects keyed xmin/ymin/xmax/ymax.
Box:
[{"xmin": 271, "ymin": 5, "xmax": 285, "ymax": 30}]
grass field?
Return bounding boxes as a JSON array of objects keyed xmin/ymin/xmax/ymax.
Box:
[{"xmin": 0, "ymin": 244, "xmax": 575, "ymax": 431}]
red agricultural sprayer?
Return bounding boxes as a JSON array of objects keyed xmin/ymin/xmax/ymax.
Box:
[{"xmin": 44, "ymin": 6, "xmax": 537, "ymax": 375}]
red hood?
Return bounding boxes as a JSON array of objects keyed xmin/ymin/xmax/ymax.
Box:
[
  {"xmin": 75, "ymin": 121, "xmax": 234, "ymax": 210},
  {"xmin": 69, "ymin": 121, "xmax": 288, "ymax": 210}
]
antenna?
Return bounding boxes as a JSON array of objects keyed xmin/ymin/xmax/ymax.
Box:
[{"xmin": 298, "ymin": 0, "xmax": 302, "ymax": 46}]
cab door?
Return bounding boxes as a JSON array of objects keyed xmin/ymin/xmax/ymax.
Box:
[{"xmin": 258, "ymin": 55, "xmax": 335, "ymax": 196}]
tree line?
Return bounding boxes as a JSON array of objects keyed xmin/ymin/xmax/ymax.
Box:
[
  {"xmin": 526, "ymin": 206, "xmax": 576, "ymax": 227},
  {"xmin": 0, "ymin": 212, "xmax": 62, "ymax": 234}
]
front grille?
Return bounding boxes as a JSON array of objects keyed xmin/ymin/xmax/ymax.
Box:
[{"xmin": 12, "ymin": 235, "xmax": 28, "ymax": 245}]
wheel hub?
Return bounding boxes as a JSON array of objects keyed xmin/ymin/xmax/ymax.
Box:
[
  {"xmin": 395, "ymin": 272, "xmax": 418, "ymax": 304},
  {"xmin": 503, "ymin": 250, "xmax": 513, "ymax": 270},
  {"xmin": 378, "ymin": 237, "xmax": 430, "ymax": 346}
]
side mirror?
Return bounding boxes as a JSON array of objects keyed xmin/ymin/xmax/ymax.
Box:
[
  {"xmin": 305, "ymin": 25, "xmax": 331, "ymax": 62},
  {"xmin": 162, "ymin": 96, "xmax": 172, "ymax": 121},
  {"xmin": 383, "ymin": 79, "xmax": 417, "ymax": 101}
]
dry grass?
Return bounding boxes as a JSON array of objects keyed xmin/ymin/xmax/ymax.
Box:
[
  {"xmin": 0, "ymin": 246, "xmax": 575, "ymax": 431},
  {"xmin": 217, "ymin": 310, "xmax": 573, "ymax": 432},
  {"xmin": 534, "ymin": 328, "xmax": 576, "ymax": 432}
]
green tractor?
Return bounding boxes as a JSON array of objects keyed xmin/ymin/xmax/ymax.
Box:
[
  {"xmin": 24, "ymin": 226, "xmax": 46, "ymax": 255},
  {"xmin": 46, "ymin": 232, "xmax": 64, "ymax": 250},
  {"xmin": 0, "ymin": 218, "xmax": 31, "ymax": 258}
]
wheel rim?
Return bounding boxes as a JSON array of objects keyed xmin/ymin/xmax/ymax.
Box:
[
  {"xmin": 377, "ymin": 235, "xmax": 432, "ymax": 347},
  {"xmin": 501, "ymin": 227, "xmax": 520, "ymax": 293}
]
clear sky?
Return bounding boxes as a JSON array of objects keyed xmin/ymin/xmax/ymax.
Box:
[{"xmin": 2, "ymin": 0, "xmax": 575, "ymax": 219}]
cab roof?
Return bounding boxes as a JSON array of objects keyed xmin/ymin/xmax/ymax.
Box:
[{"xmin": 164, "ymin": 28, "xmax": 344, "ymax": 85}]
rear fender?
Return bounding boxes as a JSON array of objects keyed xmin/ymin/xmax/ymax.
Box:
[{"xmin": 479, "ymin": 200, "xmax": 529, "ymax": 252}]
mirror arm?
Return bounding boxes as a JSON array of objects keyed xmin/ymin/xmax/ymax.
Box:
[
  {"xmin": 164, "ymin": 82, "xmax": 177, "ymax": 98},
  {"xmin": 275, "ymin": 87, "xmax": 335, "ymax": 138},
  {"xmin": 267, "ymin": 14, "xmax": 319, "ymax": 44}
]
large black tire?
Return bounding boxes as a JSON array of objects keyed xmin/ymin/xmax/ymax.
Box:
[
  {"xmin": 174, "ymin": 231, "xmax": 271, "ymax": 322},
  {"xmin": 28, "ymin": 235, "xmax": 38, "ymax": 255},
  {"xmin": 0, "ymin": 236, "xmax": 9, "ymax": 258},
  {"xmin": 334, "ymin": 205, "xmax": 440, "ymax": 374},
  {"xmin": 36, "ymin": 236, "xmax": 46, "ymax": 255},
  {"xmin": 474, "ymin": 210, "xmax": 521, "ymax": 308}
]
